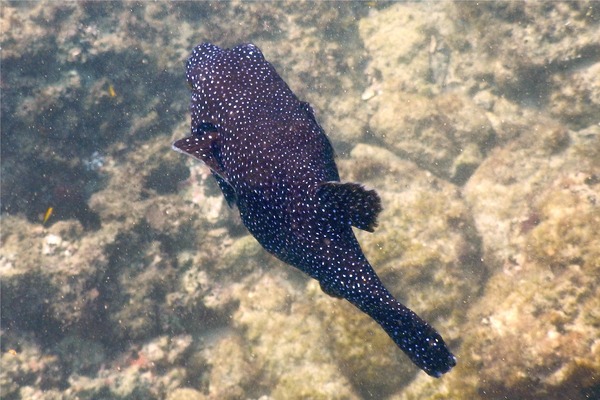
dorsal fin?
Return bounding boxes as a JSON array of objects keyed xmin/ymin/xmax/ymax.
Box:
[{"xmin": 317, "ymin": 182, "xmax": 382, "ymax": 232}]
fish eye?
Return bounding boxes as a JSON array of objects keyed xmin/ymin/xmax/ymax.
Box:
[{"xmin": 195, "ymin": 122, "xmax": 218, "ymax": 136}]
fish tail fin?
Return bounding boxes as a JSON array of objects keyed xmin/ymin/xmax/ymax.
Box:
[
  {"xmin": 371, "ymin": 296, "xmax": 457, "ymax": 377},
  {"xmin": 323, "ymin": 268, "xmax": 456, "ymax": 377}
]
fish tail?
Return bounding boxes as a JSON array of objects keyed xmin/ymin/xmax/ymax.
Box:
[
  {"xmin": 369, "ymin": 294, "xmax": 457, "ymax": 377},
  {"xmin": 323, "ymin": 269, "xmax": 456, "ymax": 377}
]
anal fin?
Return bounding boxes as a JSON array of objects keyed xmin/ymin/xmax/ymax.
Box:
[{"xmin": 320, "ymin": 280, "xmax": 344, "ymax": 298}]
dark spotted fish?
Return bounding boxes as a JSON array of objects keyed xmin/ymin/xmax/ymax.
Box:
[{"xmin": 172, "ymin": 42, "xmax": 456, "ymax": 377}]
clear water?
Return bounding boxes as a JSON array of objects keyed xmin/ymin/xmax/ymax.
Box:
[{"xmin": 1, "ymin": 2, "xmax": 599, "ymax": 399}]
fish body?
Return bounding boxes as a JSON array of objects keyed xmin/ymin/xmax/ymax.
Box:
[
  {"xmin": 173, "ymin": 43, "xmax": 456, "ymax": 377},
  {"xmin": 43, "ymin": 206, "xmax": 54, "ymax": 224}
]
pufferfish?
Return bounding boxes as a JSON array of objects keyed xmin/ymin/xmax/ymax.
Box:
[{"xmin": 172, "ymin": 42, "xmax": 456, "ymax": 377}]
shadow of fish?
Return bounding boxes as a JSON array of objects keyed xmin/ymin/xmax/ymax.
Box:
[{"xmin": 172, "ymin": 42, "xmax": 456, "ymax": 377}]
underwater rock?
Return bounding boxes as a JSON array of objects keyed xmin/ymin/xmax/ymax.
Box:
[
  {"xmin": 270, "ymin": 359, "xmax": 361, "ymax": 400},
  {"xmin": 326, "ymin": 144, "xmax": 483, "ymax": 392},
  {"xmin": 455, "ymin": 2, "xmax": 599, "ymax": 103},
  {"xmin": 166, "ymin": 388, "xmax": 206, "ymax": 400},
  {"xmin": 198, "ymin": 333, "xmax": 257, "ymax": 400},
  {"xmin": 461, "ymin": 120, "xmax": 599, "ymax": 397},
  {"xmin": 368, "ymin": 91, "xmax": 494, "ymax": 184},
  {"xmin": 359, "ymin": 4, "xmax": 495, "ymax": 184},
  {"xmin": 232, "ymin": 270, "xmax": 359, "ymax": 399},
  {"xmin": 0, "ymin": 334, "xmax": 62, "ymax": 399},
  {"xmin": 463, "ymin": 118, "xmax": 590, "ymax": 270},
  {"xmin": 2, "ymin": 0, "xmax": 598, "ymax": 398},
  {"xmin": 359, "ymin": 2, "xmax": 455, "ymax": 96},
  {"xmin": 549, "ymin": 61, "xmax": 600, "ymax": 130},
  {"xmin": 314, "ymin": 280, "xmax": 413, "ymax": 396}
]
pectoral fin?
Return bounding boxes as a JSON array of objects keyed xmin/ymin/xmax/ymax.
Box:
[
  {"xmin": 172, "ymin": 132, "xmax": 226, "ymax": 178},
  {"xmin": 172, "ymin": 123, "xmax": 237, "ymax": 206}
]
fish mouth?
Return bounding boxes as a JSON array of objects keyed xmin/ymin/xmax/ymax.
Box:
[{"xmin": 425, "ymin": 353, "xmax": 457, "ymax": 378}]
